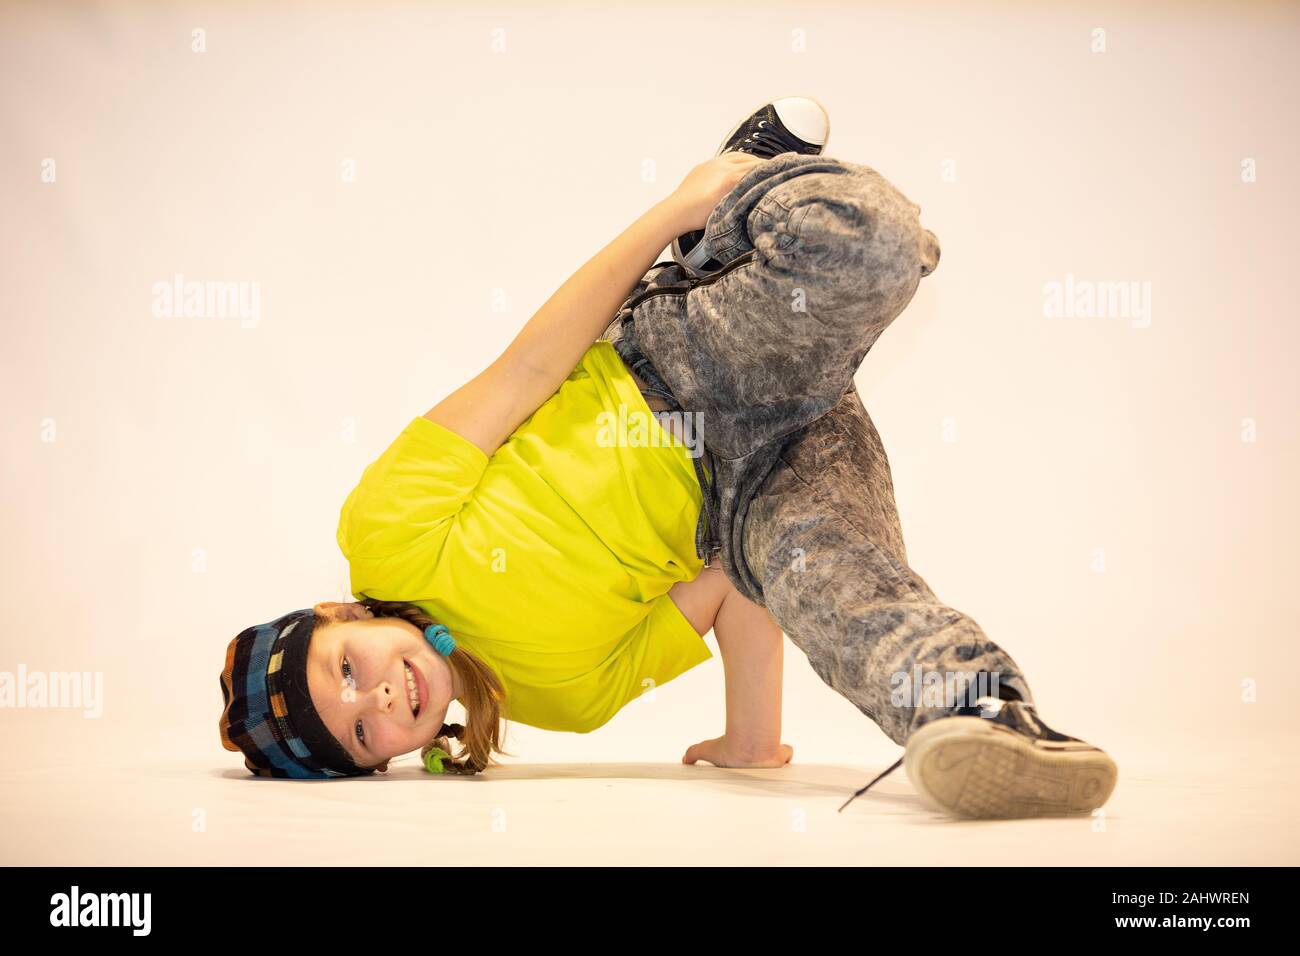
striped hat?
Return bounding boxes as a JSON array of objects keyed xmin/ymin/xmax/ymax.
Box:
[{"xmin": 218, "ymin": 607, "xmax": 377, "ymax": 778}]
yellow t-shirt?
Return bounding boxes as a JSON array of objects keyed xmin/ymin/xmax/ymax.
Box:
[{"xmin": 336, "ymin": 340, "xmax": 714, "ymax": 733}]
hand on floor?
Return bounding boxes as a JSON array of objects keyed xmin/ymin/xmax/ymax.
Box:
[{"xmin": 682, "ymin": 734, "xmax": 793, "ymax": 769}]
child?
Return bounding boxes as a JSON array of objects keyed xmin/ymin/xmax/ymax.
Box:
[{"xmin": 219, "ymin": 96, "xmax": 1117, "ymax": 819}]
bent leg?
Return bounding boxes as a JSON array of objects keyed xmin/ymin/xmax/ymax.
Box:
[
  {"xmin": 620, "ymin": 152, "xmax": 941, "ymax": 460},
  {"xmin": 742, "ymin": 387, "xmax": 1035, "ymax": 745}
]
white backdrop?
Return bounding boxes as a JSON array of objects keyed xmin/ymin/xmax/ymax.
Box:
[{"xmin": 2, "ymin": 0, "xmax": 1296, "ymax": 864}]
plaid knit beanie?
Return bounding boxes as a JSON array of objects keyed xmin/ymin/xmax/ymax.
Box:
[{"xmin": 218, "ymin": 607, "xmax": 377, "ymax": 778}]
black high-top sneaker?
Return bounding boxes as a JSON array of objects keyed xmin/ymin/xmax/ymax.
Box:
[
  {"xmin": 671, "ymin": 95, "xmax": 830, "ymax": 277},
  {"xmin": 902, "ymin": 696, "xmax": 1118, "ymax": 819}
]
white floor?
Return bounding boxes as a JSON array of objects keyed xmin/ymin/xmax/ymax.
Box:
[{"xmin": 3, "ymin": 734, "xmax": 1292, "ymax": 866}]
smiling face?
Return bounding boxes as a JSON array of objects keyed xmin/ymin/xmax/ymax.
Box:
[{"xmin": 306, "ymin": 602, "xmax": 463, "ymax": 771}]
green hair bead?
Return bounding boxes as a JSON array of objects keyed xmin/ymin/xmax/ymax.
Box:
[{"xmin": 422, "ymin": 745, "xmax": 453, "ymax": 774}]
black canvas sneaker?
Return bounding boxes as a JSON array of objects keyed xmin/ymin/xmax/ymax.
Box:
[
  {"xmin": 671, "ymin": 95, "xmax": 830, "ymax": 277},
  {"xmin": 838, "ymin": 696, "xmax": 1118, "ymax": 819}
]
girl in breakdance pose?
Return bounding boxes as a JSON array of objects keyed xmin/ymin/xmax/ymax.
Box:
[{"xmin": 219, "ymin": 96, "xmax": 1117, "ymax": 819}]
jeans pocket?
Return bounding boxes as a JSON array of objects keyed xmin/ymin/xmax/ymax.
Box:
[
  {"xmin": 755, "ymin": 194, "xmax": 813, "ymax": 256},
  {"xmin": 779, "ymin": 203, "xmax": 812, "ymax": 253}
]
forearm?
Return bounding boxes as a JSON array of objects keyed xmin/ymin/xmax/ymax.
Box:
[
  {"xmin": 714, "ymin": 589, "xmax": 786, "ymax": 757},
  {"xmin": 503, "ymin": 196, "xmax": 689, "ymax": 399}
]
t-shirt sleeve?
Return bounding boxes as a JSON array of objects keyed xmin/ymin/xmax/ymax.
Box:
[
  {"xmin": 630, "ymin": 591, "xmax": 715, "ymax": 705},
  {"xmin": 337, "ymin": 415, "xmax": 490, "ymax": 561}
]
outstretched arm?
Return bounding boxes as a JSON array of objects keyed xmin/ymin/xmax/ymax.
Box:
[{"xmin": 424, "ymin": 153, "xmax": 766, "ymax": 459}]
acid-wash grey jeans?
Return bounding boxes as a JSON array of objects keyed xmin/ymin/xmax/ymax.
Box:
[{"xmin": 600, "ymin": 151, "xmax": 1035, "ymax": 746}]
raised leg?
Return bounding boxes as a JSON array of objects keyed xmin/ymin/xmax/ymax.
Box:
[{"xmin": 613, "ymin": 151, "xmax": 941, "ymax": 461}]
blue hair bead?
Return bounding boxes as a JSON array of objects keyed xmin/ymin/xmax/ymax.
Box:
[{"xmin": 424, "ymin": 623, "xmax": 456, "ymax": 656}]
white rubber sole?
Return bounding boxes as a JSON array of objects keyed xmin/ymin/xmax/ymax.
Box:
[
  {"xmin": 675, "ymin": 93, "xmax": 832, "ymax": 277},
  {"xmin": 903, "ymin": 715, "xmax": 1118, "ymax": 819}
]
